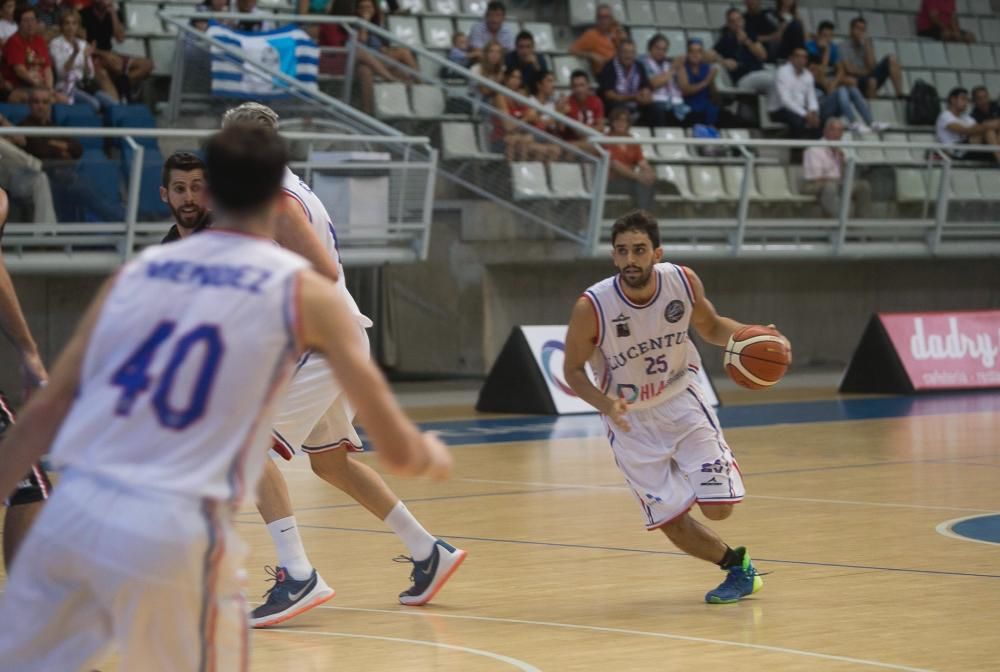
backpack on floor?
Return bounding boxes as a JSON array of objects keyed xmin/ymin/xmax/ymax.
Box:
[{"xmin": 907, "ymin": 80, "xmax": 940, "ymax": 126}]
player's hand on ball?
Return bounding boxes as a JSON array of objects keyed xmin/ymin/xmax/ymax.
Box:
[
  {"xmin": 766, "ymin": 324, "xmax": 793, "ymax": 365},
  {"xmin": 605, "ymin": 397, "xmax": 631, "ymax": 432}
]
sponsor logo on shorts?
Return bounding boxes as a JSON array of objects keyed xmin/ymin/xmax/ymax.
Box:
[
  {"xmin": 664, "ymin": 300, "xmax": 685, "ymax": 324},
  {"xmin": 700, "ymin": 476, "xmax": 723, "ymax": 487}
]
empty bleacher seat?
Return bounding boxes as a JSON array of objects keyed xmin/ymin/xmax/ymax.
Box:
[
  {"xmin": 124, "ymin": 3, "xmax": 165, "ymax": 35},
  {"xmin": 569, "ymin": 0, "xmax": 597, "ymax": 26},
  {"xmin": 461, "ymin": 0, "xmax": 487, "ymax": 16},
  {"xmin": 422, "ymin": 17, "xmax": 454, "ymax": 48},
  {"xmin": 986, "ymin": 72, "xmax": 1000, "ymax": 96},
  {"xmin": 908, "ymin": 133, "xmax": 934, "ymax": 161},
  {"xmin": 968, "ymin": 44, "xmax": 996, "ymax": 71},
  {"xmin": 553, "ymin": 55, "xmax": 587, "ymax": 87},
  {"xmin": 951, "ymin": 170, "xmax": 982, "ymax": 201},
  {"xmin": 388, "ymin": 16, "xmax": 421, "ymax": 47},
  {"xmin": 945, "ymin": 43, "xmax": 972, "ymax": 70},
  {"xmin": 374, "ymin": 82, "xmax": 412, "ymax": 118},
  {"xmin": 933, "ymin": 71, "xmax": 960, "ymax": 96},
  {"xmin": 630, "ymin": 27, "xmax": 657, "ymax": 53},
  {"xmin": 625, "ymin": 0, "xmax": 656, "ymax": 26},
  {"xmin": 969, "ymin": 0, "xmax": 990, "ymax": 14},
  {"xmin": 148, "ymin": 38, "xmax": 176, "ymax": 76},
  {"xmin": 397, "ymin": 0, "xmax": 426, "ymax": 13},
  {"xmin": 52, "ymin": 104, "xmax": 104, "ymax": 152},
  {"xmin": 896, "ymin": 40, "xmax": 924, "ymax": 68},
  {"xmin": 977, "ymin": 172, "xmax": 1000, "ymax": 202},
  {"xmin": 756, "ymin": 166, "xmax": 811, "ymax": 203},
  {"xmin": 980, "ymin": 19, "xmax": 1000, "ymax": 44},
  {"xmin": 689, "ymin": 165, "xmax": 729, "ymax": 200},
  {"xmin": 896, "ymin": 167, "xmax": 939, "ymax": 203},
  {"xmin": 522, "ymin": 22, "xmax": 555, "ymax": 53},
  {"xmin": 428, "ymin": 0, "xmax": 460, "ymax": 15},
  {"xmin": 872, "ymin": 39, "xmax": 896, "ymax": 63},
  {"xmin": 653, "ymin": 127, "xmax": 692, "ymax": 161},
  {"xmin": 117, "ymin": 37, "xmax": 148, "ymax": 58},
  {"xmin": 866, "ymin": 12, "xmax": 888, "ymax": 37},
  {"xmin": 654, "ymin": 164, "xmax": 696, "ymax": 200},
  {"xmin": 920, "ymin": 42, "xmax": 948, "ymax": 69},
  {"xmin": 883, "ymin": 134, "xmax": 913, "ymax": 163},
  {"xmin": 706, "ymin": 2, "xmax": 728, "ymax": 29},
  {"xmin": 855, "ymin": 134, "xmax": 885, "ymax": 163},
  {"xmin": 441, "ymin": 121, "xmax": 497, "ymax": 159},
  {"xmin": 680, "ymin": 2, "xmax": 710, "ymax": 29},
  {"xmin": 511, "ymin": 162, "xmax": 553, "ymax": 199},
  {"xmin": 653, "ymin": 0, "xmax": 682, "ymax": 27},
  {"xmin": 0, "ymin": 103, "xmax": 29, "ymax": 124},
  {"xmin": 810, "ymin": 8, "xmax": 835, "ymax": 30},
  {"xmin": 661, "ymin": 29, "xmax": 686, "ymax": 57},
  {"xmin": 960, "ymin": 71, "xmax": 985, "ymax": 90},
  {"xmin": 411, "ymin": 84, "xmax": 449, "ymax": 117},
  {"xmin": 869, "ymin": 99, "xmax": 901, "ymax": 127},
  {"xmin": 549, "ymin": 163, "xmax": 590, "ymax": 198},
  {"xmin": 722, "ymin": 166, "xmax": 762, "ymax": 200},
  {"xmin": 885, "ymin": 13, "xmax": 916, "ymax": 39}
]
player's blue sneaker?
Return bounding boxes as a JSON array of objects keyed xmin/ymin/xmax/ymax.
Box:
[
  {"xmin": 249, "ymin": 566, "xmax": 335, "ymax": 628},
  {"xmin": 396, "ymin": 539, "xmax": 467, "ymax": 606},
  {"xmin": 705, "ymin": 547, "xmax": 763, "ymax": 604}
]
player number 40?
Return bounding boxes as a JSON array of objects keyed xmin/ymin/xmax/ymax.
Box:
[{"xmin": 110, "ymin": 322, "xmax": 224, "ymax": 430}]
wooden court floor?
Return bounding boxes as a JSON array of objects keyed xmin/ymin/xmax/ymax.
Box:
[{"xmin": 3, "ymin": 390, "xmax": 1000, "ymax": 671}]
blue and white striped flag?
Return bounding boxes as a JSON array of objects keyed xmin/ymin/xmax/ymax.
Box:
[{"xmin": 208, "ymin": 22, "xmax": 319, "ymax": 99}]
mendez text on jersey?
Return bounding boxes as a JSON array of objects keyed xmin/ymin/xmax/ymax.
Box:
[{"xmin": 145, "ymin": 260, "xmax": 272, "ymax": 294}]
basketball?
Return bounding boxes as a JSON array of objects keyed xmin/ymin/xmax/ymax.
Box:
[{"xmin": 724, "ymin": 325, "xmax": 791, "ymax": 390}]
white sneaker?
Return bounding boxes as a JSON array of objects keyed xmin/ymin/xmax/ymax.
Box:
[
  {"xmin": 849, "ymin": 121, "xmax": 872, "ymax": 133},
  {"xmin": 871, "ymin": 120, "xmax": 891, "ymax": 132}
]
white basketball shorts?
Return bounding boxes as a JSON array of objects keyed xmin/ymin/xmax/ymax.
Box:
[
  {"xmin": 0, "ymin": 471, "xmax": 248, "ymax": 672},
  {"xmin": 271, "ymin": 324, "xmax": 369, "ymax": 456},
  {"xmin": 602, "ymin": 383, "xmax": 745, "ymax": 530}
]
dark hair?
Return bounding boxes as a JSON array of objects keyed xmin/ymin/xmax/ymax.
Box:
[
  {"xmin": 569, "ymin": 69, "xmax": 590, "ymax": 83},
  {"xmin": 647, "ymin": 32, "xmax": 668, "ymax": 51},
  {"xmin": 353, "ymin": 0, "xmax": 383, "ymax": 26},
  {"xmin": 971, "ymin": 85, "xmax": 988, "ymax": 97},
  {"xmin": 14, "ymin": 4, "xmax": 35, "ymax": 22},
  {"xmin": 486, "ymin": 1, "xmax": 505, "ymax": 13},
  {"xmin": 607, "ymin": 105, "xmax": 630, "ymax": 124},
  {"xmin": 611, "ymin": 210, "xmax": 660, "ymax": 248},
  {"xmin": 948, "ymin": 86, "xmax": 968, "ymax": 102},
  {"xmin": 850, "ymin": 16, "xmax": 866, "ymax": 29},
  {"xmin": 687, "ymin": 38, "xmax": 704, "ymax": 49},
  {"xmin": 515, "ymin": 30, "xmax": 534, "ymax": 44},
  {"xmin": 817, "ymin": 20, "xmax": 834, "ymax": 33},
  {"xmin": 617, "ymin": 37, "xmax": 635, "ymax": 50},
  {"xmin": 726, "ymin": 7, "xmax": 741, "ymax": 21},
  {"xmin": 162, "ymin": 152, "xmax": 205, "ymax": 188},
  {"xmin": 204, "ymin": 124, "xmax": 288, "ymax": 214}
]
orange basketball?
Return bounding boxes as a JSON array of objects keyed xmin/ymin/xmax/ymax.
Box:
[{"xmin": 723, "ymin": 325, "xmax": 790, "ymax": 390}]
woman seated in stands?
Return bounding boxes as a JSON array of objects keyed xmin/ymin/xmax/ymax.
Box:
[
  {"xmin": 468, "ymin": 40, "xmax": 505, "ymax": 105},
  {"xmin": 530, "ymin": 71, "xmax": 564, "ymax": 161},
  {"xmin": 490, "ymin": 67, "xmax": 557, "ymax": 162},
  {"xmin": 49, "ymin": 8, "xmax": 119, "ymax": 111},
  {"xmin": 353, "ymin": 0, "xmax": 418, "ymax": 81}
]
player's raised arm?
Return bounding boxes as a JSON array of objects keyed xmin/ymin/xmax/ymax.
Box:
[
  {"xmin": 683, "ymin": 266, "xmax": 747, "ymax": 347},
  {"xmin": 0, "ymin": 276, "xmax": 114, "ymax": 500},
  {"xmin": 564, "ymin": 296, "xmax": 630, "ymax": 431},
  {"xmin": 275, "ymin": 198, "xmax": 341, "ymax": 283},
  {"xmin": 296, "ymin": 269, "xmax": 451, "ymax": 479}
]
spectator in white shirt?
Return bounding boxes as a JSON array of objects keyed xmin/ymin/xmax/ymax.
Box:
[
  {"xmin": 640, "ymin": 33, "xmax": 687, "ymax": 126},
  {"xmin": 936, "ymin": 86, "xmax": 1000, "ymax": 163},
  {"xmin": 468, "ymin": 1, "xmax": 515, "ymax": 62},
  {"xmin": 767, "ymin": 47, "xmax": 820, "ymax": 138},
  {"xmin": 801, "ymin": 117, "xmax": 871, "ymax": 217},
  {"xmin": 0, "ymin": 0, "xmax": 17, "ymax": 45},
  {"xmin": 49, "ymin": 8, "xmax": 119, "ymax": 111}
]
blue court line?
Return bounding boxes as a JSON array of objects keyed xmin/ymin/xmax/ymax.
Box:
[
  {"xmin": 367, "ymin": 391, "xmax": 1000, "ymax": 447},
  {"xmin": 235, "ymin": 520, "xmax": 1000, "ymax": 580}
]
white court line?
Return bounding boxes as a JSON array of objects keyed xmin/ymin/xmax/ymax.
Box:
[
  {"xmin": 455, "ymin": 477, "xmax": 999, "ymax": 514},
  {"xmin": 935, "ymin": 514, "xmax": 1000, "ymax": 547},
  {"xmin": 259, "ymin": 629, "xmax": 541, "ymax": 671},
  {"xmin": 308, "ymin": 605, "xmax": 934, "ymax": 672}
]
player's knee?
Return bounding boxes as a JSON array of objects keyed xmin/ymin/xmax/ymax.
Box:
[
  {"xmin": 309, "ymin": 450, "xmax": 349, "ymax": 484},
  {"xmin": 699, "ymin": 504, "xmax": 733, "ymax": 521}
]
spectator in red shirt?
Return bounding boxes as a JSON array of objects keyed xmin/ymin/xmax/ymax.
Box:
[
  {"xmin": 2, "ymin": 6, "xmax": 67, "ymax": 103},
  {"xmin": 601, "ymin": 106, "xmax": 655, "ymax": 210},
  {"xmin": 916, "ymin": 0, "xmax": 975, "ymax": 43},
  {"xmin": 557, "ymin": 69, "xmax": 604, "ymax": 154}
]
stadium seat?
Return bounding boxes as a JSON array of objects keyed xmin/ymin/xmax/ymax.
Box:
[
  {"xmin": 945, "ymin": 43, "xmax": 972, "ymax": 70},
  {"xmin": 625, "ymin": 0, "xmax": 656, "ymax": 26},
  {"xmin": 553, "ymin": 55, "xmax": 588, "ymax": 87},
  {"xmin": 689, "ymin": 165, "xmax": 728, "ymax": 200},
  {"xmin": 986, "ymin": 72, "xmax": 1000, "ymax": 96},
  {"xmin": 722, "ymin": 166, "xmax": 762, "ymax": 201},
  {"xmin": 706, "ymin": 3, "xmax": 728, "ymax": 29},
  {"xmin": 883, "ymin": 134, "xmax": 914, "ymax": 163},
  {"xmin": 456, "ymin": 16, "xmax": 477, "ymax": 36},
  {"xmin": 148, "ymin": 37, "xmax": 176, "ymax": 76},
  {"xmin": 756, "ymin": 166, "xmax": 812, "ymax": 203},
  {"xmin": 908, "ymin": 133, "xmax": 935, "ymax": 162},
  {"xmin": 896, "ymin": 40, "xmax": 924, "ymax": 68},
  {"xmin": 872, "ymin": 39, "xmax": 896, "ymax": 63},
  {"xmin": 569, "ymin": 0, "xmax": 597, "ymax": 26},
  {"xmin": 855, "ymin": 133, "xmax": 885, "ymax": 163},
  {"xmin": 630, "ymin": 27, "xmax": 657, "ymax": 53},
  {"xmin": 411, "ymin": 85, "xmax": 449, "ymax": 117},
  {"xmin": 869, "ymin": 99, "xmax": 900, "ymax": 127},
  {"xmin": 0, "ymin": 103, "xmax": 29, "ymax": 125},
  {"xmin": 661, "ymin": 29, "xmax": 686, "ymax": 58},
  {"xmin": 810, "ymin": 8, "xmax": 835, "ymax": 30},
  {"xmin": 654, "ymin": 164, "xmax": 696, "ymax": 200},
  {"xmin": 422, "ymin": 17, "xmax": 454, "ymax": 49},
  {"xmin": 969, "ymin": 0, "xmax": 990, "ymax": 14},
  {"xmin": 933, "ymin": 71, "xmax": 960, "ymax": 96},
  {"xmin": 522, "ymin": 22, "xmax": 555, "ymax": 53},
  {"xmin": 548, "ymin": 163, "xmax": 590, "ymax": 199},
  {"xmin": 653, "ymin": 127, "xmax": 691, "ymax": 161},
  {"xmin": 950, "ymin": 170, "xmax": 982, "ymax": 201},
  {"xmin": 116, "ymin": 37, "xmax": 147, "ymax": 58},
  {"xmin": 441, "ymin": 121, "xmax": 498, "ymax": 159},
  {"xmin": 387, "ymin": 16, "xmax": 421, "ymax": 47},
  {"xmin": 968, "ymin": 44, "xmax": 996, "ymax": 72},
  {"xmin": 653, "ymin": 1, "xmax": 682, "ymax": 27},
  {"xmin": 124, "ymin": 3, "xmax": 165, "ymax": 35},
  {"xmin": 977, "ymin": 171, "xmax": 1000, "ymax": 201},
  {"xmin": 895, "ymin": 167, "xmax": 936, "ymax": 203},
  {"xmin": 428, "ymin": 0, "xmax": 460, "ymax": 15},
  {"xmin": 866, "ymin": 12, "xmax": 888, "ymax": 37},
  {"xmin": 122, "ymin": 144, "xmax": 169, "ymax": 220},
  {"xmin": 52, "ymin": 104, "xmax": 104, "ymax": 152},
  {"xmin": 920, "ymin": 42, "xmax": 948, "ymax": 69},
  {"xmin": 960, "ymin": 71, "xmax": 985, "ymax": 90},
  {"xmin": 628, "ymin": 126, "xmax": 656, "ymax": 157},
  {"xmin": 981, "ymin": 20, "xmax": 1000, "ymax": 44},
  {"xmin": 680, "ymin": 2, "xmax": 710, "ymax": 29},
  {"xmin": 396, "ymin": 0, "xmax": 426, "ymax": 13},
  {"xmin": 374, "ymin": 82, "xmax": 412, "ymax": 118},
  {"xmin": 461, "ymin": 0, "xmax": 487, "ymax": 16},
  {"xmin": 885, "ymin": 13, "xmax": 916, "ymax": 39},
  {"xmin": 511, "ymin": 162, "xmax": 553, "ymax": 199}
]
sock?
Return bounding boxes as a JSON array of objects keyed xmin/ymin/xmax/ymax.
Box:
[
  {"xmin": 267, "ymin": 516, "xmax": 313, "ymax": 581},
  {"xmin": 384, "ymin": 501, "xmax": 437, "ymax": 561},
  {"xmin": 717, "ymin": 546, "xmax": 745, "ymax": 570}
]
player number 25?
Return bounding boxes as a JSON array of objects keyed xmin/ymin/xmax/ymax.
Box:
[
  {"xmin": 644, "ymin": 355, "xmax": 668, "ymax": 375},
  {"xmin": 110, "ymin": 322, "xmax": 224, "ymax": 430}
]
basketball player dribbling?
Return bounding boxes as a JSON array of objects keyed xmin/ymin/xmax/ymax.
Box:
[
  {"xmin": 0, "ymin": 125, "xmax": 452, "ymax": 671},
  {"xmin": 0, "ymin": 186, "xmax": 52, "ymax": 568},
  {"xmin": 217, "ymin": 104, "xmax": 465, "ymax": 627},
  {"xmin": 563, "ymin": 210, "xmax": 791, "ymax": 603}
]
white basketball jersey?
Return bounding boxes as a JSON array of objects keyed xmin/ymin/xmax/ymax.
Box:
[
  {"xmin": 48, "ymin": 231, "xmax": 310, "ymax": 504},
  {"xmin": 282, "ymin": 167, "xmax": 372, "ymax": 328},
  {"xmin": 584, "ymin": 263, "xmax": 699, "ymax": 409}
]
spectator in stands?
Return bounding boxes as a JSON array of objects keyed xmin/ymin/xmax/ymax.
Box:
[
  {"xmin": 807, "ymin": 21, "xmax": 886, "ymax": 133},
  {"xmin": 33, "ymin": 0, "xmax": 62, "ymax": 40},
  {"xmin": 936, "ymin": 87, "xmax": 1000, "ymax": 163},
  {"xmin": 767, "ymin": 47, "xmax": 820, "ymax": 138},
  {"xmin": 712, "ymin": 7, "xmax": 772, "ymax": 96},
  {"xmin": 801, "ymin": 117, "xmax": 871, "ymax": 218},
  {"xmin": 2, "ymin": 6, "xmax": 67, "ymax": 104},
  {"xmin": 532, "ymin": 72, "xmax": 560, "ymax": 133},
  {"xmin": 160, "ymin": 152, "xmax": 210, "ymax": 241},
  {"xmin": 81, "ymin": 0, "xmax": 153, "ymax": 101},
  {"xmin": 840, "ymin": 16, "xmax": 903, "ymax": 100},
  {"xmin": 469, "ymin": 1, "xmax": 515, "ymax": 61},
  {"xmin": 233, "ymin": 0, "xmax": 276, "ymax": 31},
  {"xmin": 505, "ymin": 30, "xmax": 548, "ymax": 95},
  {"xmin": 557, "ymin": 69, "xmax": 604, "ymax": 154},
  {"xmin": 744, "ymin": 0, "xmax": 804, "ymax": 63},
  {"xmin": 193, "ymin": 0, "xmax": 232, "ymax": 31},
  {"xmin": 50, "ymin": 8, "xmax": 119, "ymax": 111},
  {"xmin": 641, "ymin": 34, "xmax": 687, "ymax": 126},
  {"xmin": 447, "ymin": 32, "xmax": 471, "ymax": 70},
  {"xmin": 0, "ymin": 0, "xmax": 17, "ymax": 46},
  {"xmin": 916, "ymin": 0, "xmax": 975, "ymax": 43},
  {"xmin": 569, "ymin": 3, "xmax": 616, "ymax": 76},
  {"xmin": 597, "ymin": 39, "xmax": 655, "ymax": 127},
  {"xmin": 675, "ymin": 39, "xmax": 721, "ymax": 127},
  {"xmin": 0, "ymin": 111, "xmax": 57, "ymax": 223},
  {"xmin": 19, "ymin": 87, "xmax": 82, "ymax": 162},
  {"xmin": 971, "ymin": 86, "xmax": 1000, "ymax": 124},
  {"xmin": 602, "ymin": 106, "xmax": 655, "ymax": 210},
  {"xmin": 491, "ymin": 67, "xmax": 559, "ymax": 161},
  {"xmin": 353, "ymin": 0, "xmax": 418, "ymax": 82},
  {"xmin": 468, "ymin": 39, "xmax": 505, "ymax": 104}
]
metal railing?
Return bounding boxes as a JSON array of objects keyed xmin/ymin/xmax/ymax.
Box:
[
  {"xmin": 0, "ymin": 127, "xmax": 437, "ymax": 272},
  {"xmin": 589, "ymin": 135, "xmax": 1000, "ymax": 258}
]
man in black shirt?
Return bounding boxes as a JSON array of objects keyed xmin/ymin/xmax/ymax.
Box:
[
  {"xmin": 713, "ymin": 7, "xmax": 773, "ymax": 95},
  {"xmin": 80, "ymin": 0, "xmax": 152, "ymax": 100},
  {"xmin": 743, "ymin": 0, "xmax": 804, "ymax": 63},
  {"xmin": 160, "ymin": 152, "xmax": 211, "ymax": 243},
  {"xmin": 504, "ymin": 30, "xmax": 549, "ymax": 94},
  {"xmin": 971, "ymin": 86, "xmax": 1000, "ymax": 124}
]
